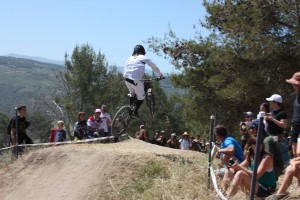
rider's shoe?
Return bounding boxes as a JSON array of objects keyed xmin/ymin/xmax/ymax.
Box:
[{"xmin": 131, "ymin": 113, "xmax": 140, "ymax": 119}]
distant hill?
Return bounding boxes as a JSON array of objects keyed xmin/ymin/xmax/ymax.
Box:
[
  {"xmin": 5, "ymin": 53, "xmax": 64, "ymax": 66},
  {"xmin": 0, "ymin": 56, "xmax": 186, "ymax": 116}
]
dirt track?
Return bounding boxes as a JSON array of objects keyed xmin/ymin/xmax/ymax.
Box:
[{"xmin": 0, "ymin": 139, "xmax": 200, "ymax": 200}]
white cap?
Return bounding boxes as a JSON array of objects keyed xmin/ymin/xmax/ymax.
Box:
[
  {"xmin": 95, "ymin": 108, "xmax": 101, "ymax": 113},
  {"xmin": 266, "ymin": 94, "xmax": 282, "ymax": 103},
  {"xmin": 246, "ymin": 111, "xmax": 253, "ymax": 116}
]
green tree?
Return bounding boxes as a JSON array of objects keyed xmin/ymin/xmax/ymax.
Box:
[
  {"xmin": 0, "ymin": 112, "xmax": 10, "ymax": 148},
  {"xmin": 147, "ymin": 0, "xmax": 300, "ymax": 135}
]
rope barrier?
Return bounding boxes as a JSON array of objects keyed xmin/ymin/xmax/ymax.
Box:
[
  {"xmin": 0, "ymin": 133, "xmax": 129, "ymax": 152},
  {"xmin": 210, "ymin": 143, "xmax": 228, "ymax": 200}
]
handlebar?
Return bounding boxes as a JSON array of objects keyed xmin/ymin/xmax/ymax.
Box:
[{"xmin": 140, "ymin": 76, "xmax": 165, "ymax": 82}]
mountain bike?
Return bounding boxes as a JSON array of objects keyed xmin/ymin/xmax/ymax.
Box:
[{"xmin": 111, "ymin": 77, "xmax": 164, "ymax": 137}]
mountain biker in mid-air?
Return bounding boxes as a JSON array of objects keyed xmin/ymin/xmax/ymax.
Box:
[{"xmin": 123, "ymin": 44, "xmax": 163, "ymax": 116}]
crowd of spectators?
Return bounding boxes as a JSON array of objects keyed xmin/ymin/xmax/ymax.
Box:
[{"xmin": 134, "ymin": 125, "xmax": 208, "ymax": 152}]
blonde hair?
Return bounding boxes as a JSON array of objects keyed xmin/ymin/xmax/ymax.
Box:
[{"xmin": 57, "ymin": 120, "xmax": 65, "ymax": 126}]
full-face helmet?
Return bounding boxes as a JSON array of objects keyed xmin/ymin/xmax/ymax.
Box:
[{"xmin": 132, "ymin": 44, "xmax": 146, "ymax": 56}]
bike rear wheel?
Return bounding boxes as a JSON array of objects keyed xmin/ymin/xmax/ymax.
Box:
[{"xmin": 111, "ymin": 106, "xmax": 132, "ymax": 136}]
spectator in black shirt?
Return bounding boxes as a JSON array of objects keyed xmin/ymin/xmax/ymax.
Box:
[
  {"xmin": 264, "ymin": 94, "xmax": 288, "ymax": 179},
  {"xmin": 10, "ymin": 105, "xmax": 33, "ymax": 153}
]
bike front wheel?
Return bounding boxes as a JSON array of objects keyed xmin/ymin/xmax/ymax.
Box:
[
  {"xmin": 111, "ymin": 106, "xmax": 132, "ymax": 137},
  {"xmin": 148, "ymin": 95, "xmax": 155, "ymax": 119}
]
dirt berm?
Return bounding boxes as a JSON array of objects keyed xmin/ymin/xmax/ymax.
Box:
[{"xmin": 0, "ymin": 139, "xmax": 212, "ymax": 200}]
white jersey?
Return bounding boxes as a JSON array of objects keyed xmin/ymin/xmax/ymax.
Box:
[
  {"xmin": 123, "ymin": 55, "xmax": 161, "ymax": 80},
  {"xmin": 100, "ymin": 113, "xmax": 111, "ymax": 132}
]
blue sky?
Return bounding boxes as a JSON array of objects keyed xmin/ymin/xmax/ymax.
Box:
[{"xmin": 0, "ymin": 0, "xmax": 208, "ymax": 73}]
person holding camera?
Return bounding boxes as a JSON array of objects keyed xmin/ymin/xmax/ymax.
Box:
[
  {"xmin": 135, "ymin": 125, "xmax": 149, "ymax": 142},
  {"xmin": 167, "ymin": 133, "xmax": 180, "ymax": 149},
  {"xmin": 225, "ymin": 135, "xmax": 277, "ymax": 198}
]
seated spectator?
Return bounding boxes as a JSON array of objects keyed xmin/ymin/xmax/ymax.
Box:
[
  {"xmin": 74, "ymin": 112, "xmax": 88, "ymax": 141},
  {"xmin": 55, "ymin": 121, "xmax": 67, "ymax": 142},
  {"xmin": 135, "ymin": 125, "xmax": 149, "ymax": 142},
  {"xmin": 215, "ymin": 124, "xmax": 244, "ymax": 167},
  {"xmin": 167, "ymin": 133, "xmax": 180, "ymax": 149},
  {"xmin": 266, "ymin": 157, "xmax": 300, "ymax": 200},
  {"xmin": 179, "ymin": 132, "xmax": 192, "ymax": 150},
  {"xmin": 226, "ymin": 136, "xmax": 277, "ymax": 198}
]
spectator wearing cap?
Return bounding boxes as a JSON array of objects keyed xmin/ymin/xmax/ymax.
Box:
[
  {"xmin": 87, "ymin": 108, "xmax": 103, "ymax": 139},
  {"xmin": 264, "ymin": 94, "xmax": 288, "ymax": 179},
  {"xmin": 167, "ymin": 133, "xmax": 180, "ymax": 149},
  {"xmin": 135, "ymin": 125, "xmax": 149, "ymax": 142},
  {"xmin": 286, "ymin": 72, "xmax": 300, "ymax": 157},
  {"xmin": 244, "ymin": 111, "xmax": 254, "ymax": 126},
  {"xmin": 179, "ymin": 132, "xmax": 192, "ymax": 150},
  {"xmin": 226, "ymin": 135, "xmax": 276, "ymax": 199}
]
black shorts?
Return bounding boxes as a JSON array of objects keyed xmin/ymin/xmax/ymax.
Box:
[
  {"xmin": 291, "ymin": 130, "xmax": 300, "ymax": 143},
  {"xmin": 256, "ymin": 183, "xmax": 275, "ymax": 197}
]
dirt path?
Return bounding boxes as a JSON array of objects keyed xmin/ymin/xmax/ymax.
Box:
[{"xmin": 0, "ymin": 139, "xmax": 198, "ymax": 200}]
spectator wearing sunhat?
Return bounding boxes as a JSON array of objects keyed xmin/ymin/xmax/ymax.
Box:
[
  {"xmin": 286, "ymin": 71, "xmax": 300, "ymax": 157},
  {"xmin": 179, "ymin": 132, "xmax": 192, "ymax": 150}
]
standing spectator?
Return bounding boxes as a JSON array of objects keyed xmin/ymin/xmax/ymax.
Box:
[
  {"xmin": 135, "ymin": 125, "xmax": 149, "ymax": 142},
  {"xmin": 123, "ymin": 44, "xmax": 163, "ymax": 116},
  {"xmin": 179, "ymin": 132, "xmax": 192, "ymax": 150},
  {"xmin": 167, "ymin": 133, "xmax": 180, "ymax": 149},
  {"xmin": 244, "ymin": 111, "xmax": 254, "ymax": 126},
  {"xmin": 239, "ymin": 111, "xmax": 253, "ymax": 151},
  {"xmin": 259, "ymin": 102, "xmax": 270, "ymax": 133},
  {"xmin": 156, "ymin": 130, "xmax": 167, "ymax": 146},
  {"xmin": 55, "ymin": 121, "xmax": 67, "ymax": 142},
  {"xmin": 264, "ymin": 94, "xmax": 288, "ymax": 179},
  {"xmin": 74, "ymin": 112, "xmax": 88, "ymax": 141},
  {"xmin": 87, "ymin": 108, "xmax": 103, "ymax": 139},
  {"xmin": 10, "ymin": 105, "xmax": 32, "ymax": 153},
  {"xmin": 99, "ymin": 105, "xmax": 112, "ymax": 138},
  {"xmin": 286, "ymin": 71, "xmax": 300, "ymax": 157}
]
